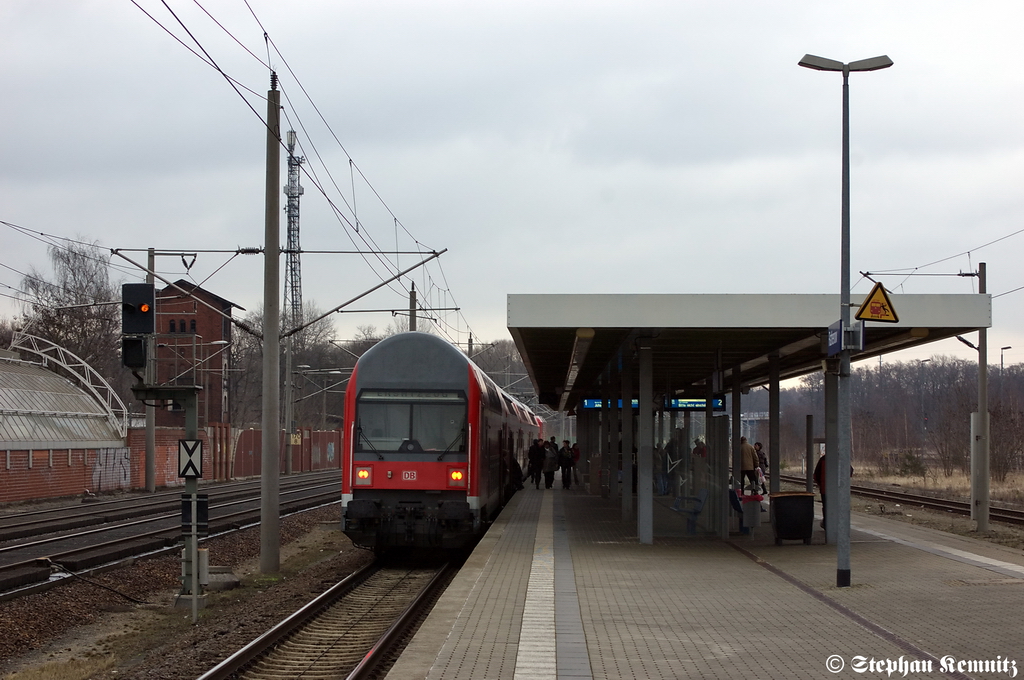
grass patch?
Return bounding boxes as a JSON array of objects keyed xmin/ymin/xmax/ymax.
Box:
[{"xmin": 2, "ymin": 655, "xmax": 115, "ymax": 680}]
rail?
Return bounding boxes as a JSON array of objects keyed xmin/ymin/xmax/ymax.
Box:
[
  {"xmin": 198, "ymin": 561, "xmax": 455, "ymax": 680},
  {"xmin": 777, "ymin": 474, "xmax": 1024, "ymax": 527}
]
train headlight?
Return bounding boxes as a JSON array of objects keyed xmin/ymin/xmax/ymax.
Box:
[
  {"xmin": 447, "ymin": 467, "xmax": 466, "ymax": 488},
  {"xmin": 354, "ymin": 466, "xmax": 373, "ymax": 486}
]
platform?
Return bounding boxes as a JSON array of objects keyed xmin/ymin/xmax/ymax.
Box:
[{"xmin": 386, "ymin": 485, "xmax": 1024, "ymax": 679}]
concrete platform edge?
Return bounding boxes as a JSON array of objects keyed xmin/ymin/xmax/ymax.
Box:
[{"xmin": 384, "ymin": 491, "xmax": 528, "ymax": 680}]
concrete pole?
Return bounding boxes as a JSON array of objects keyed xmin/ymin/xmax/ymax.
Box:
[
  {"xmin": 805, "ymin": 415, "xmax": 814, "ymax": 493},
  {"xmin": 610, "ymin": 375, "xmax": 620, "ymax": 500},
  {"xmin": 836, "ymin": 68, "xmax": 854, "ymax": 588},
  {"xmin": 769, "ymin": 354, "xmax": 781, "ymax": 494},
  {"xmin": 621, "ymin": 360, "xmax": 634, "ymax": 521},
  {"xmin": 682, "ymin": 410, "xmax": 691, "ymax": 498},
  {"xmin": 284, "ymin": 336, "xmax": 293, "ymax": 475},
  {"xmin": 637, "ymin": 341, "xmax": 653, "ymax": 544},
  {"xmin": 409, "ymin": 283, "xmax": 417, "ymax": 332},
  {"xmin": 605, "ymin": 380, "xmax": 615, "ymax": 495},
  {"xmin": 261, "ymin": 76, "xmax": 282, "ymax": 574},
  {"xmin": 975, "ymin": 262, "xmax": 990, "ymax": 532},
  {"xmin": 825, "ymin": 367, "xmax": 838, "ymax": 546},
  {"xmin": 145, "ymin": 248, "xmax": 156, "ymax": 493},
  {"xmin": 732, "ymin": 377, "xmax": 742, "ymax": 492}
]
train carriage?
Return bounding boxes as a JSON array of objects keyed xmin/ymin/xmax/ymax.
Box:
[{"xmin": 341, "ymin": 332, "xmax": 541, "ymax": 551}]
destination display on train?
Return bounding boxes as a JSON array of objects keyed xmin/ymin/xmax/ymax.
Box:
[
  {"xmin": 581, "ymin": 397, "xmax": 725, "ymax": 411},
  {"xmin": 359, "ymin": 390, "xmax": 465, "ymax": 402}
]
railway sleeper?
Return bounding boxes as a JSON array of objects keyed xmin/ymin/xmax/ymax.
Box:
[
  {"xmin": 0, "ymin": 564, "xmax": 52, "ymax": 592},
  {"xmin": 55, "ymin": 537, "xmax": 169, "ymax": 572},
  {"xmin": 0, "ymin": 517, "xmax": 98, "ymax": 543}
]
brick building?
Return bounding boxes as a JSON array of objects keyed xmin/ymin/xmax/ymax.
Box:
[{"xmin": 154, "ymin": 280, "xmax": 239, "ymax": 429}]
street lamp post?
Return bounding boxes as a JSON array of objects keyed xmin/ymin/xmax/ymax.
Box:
[{"xmin": 799, "ymin": 53, "xmax": 892, "ymax": 588}]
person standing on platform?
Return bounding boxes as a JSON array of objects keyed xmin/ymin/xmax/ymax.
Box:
[
  {"xmin": 740, "ymin": 436, "xmax": 759, "ymax": 491},
  {"xmin": 571, "ymin": 443, "xmax": 581, "ymax": 485},
  {"xmin": 813, "ymin": 453, "xmax": 827, "ymax": 529},
  {"xmin": 813, "ymin": 453, "xmax": 853, "ymax": 529},
  {"xmin": 509, "ymin": 454, "xmax": 524, "ymax": 491},
  {"xmin": 542, "ymin": 440, "xmax": 559, "ymax": 489},
  {"xmin": 754, "ymin": 441, "xmax": 769, "ymax": 494},
  {"xmin": 558, "ymin": 440, "xmax": 574, "ymax": 489},
  {"xmin": 653, "ymin": 444, "xmax": 668, "ymax": 495},
  {"xmin": 527, "ymin": 439, "xmax": 545, "ymax": 489}
]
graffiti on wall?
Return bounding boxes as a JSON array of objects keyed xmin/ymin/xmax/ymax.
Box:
[{"xmin": 92, "ymin": 447, "xmax": 131, "ymax": 492}]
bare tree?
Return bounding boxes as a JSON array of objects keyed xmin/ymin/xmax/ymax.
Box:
[
  {"xmin": 228, "ymin": 309, "xmax": 265, "ymax": 428},
  {"xmin": 17, "ymin": 241, "xmax": 131, "ymax": 402}
]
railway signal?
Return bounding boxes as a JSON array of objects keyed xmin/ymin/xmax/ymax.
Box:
[
  {"xmin": 121, "ymin": 283, "xmax": 155, "ymax": 369},
  {"xmin": 121, "ymin": 282, "xmax": 155, "ymax": 335}
]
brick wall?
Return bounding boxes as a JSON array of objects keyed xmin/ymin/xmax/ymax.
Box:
[
  {"xmin": 1, "ymin": 426, "xmax": 340, "ymax": 504},
  {"xmin": 233, "ymin": 429, "xmax": 342, "ymax": 478}
]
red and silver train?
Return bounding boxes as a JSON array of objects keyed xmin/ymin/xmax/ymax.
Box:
[{"xmin": 341, "ymin": 332, "xmax": 542, "ymax": 552}]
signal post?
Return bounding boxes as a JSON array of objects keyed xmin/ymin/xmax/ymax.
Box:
[{"xmin": 122, "ymin": 283, "xmax": 207, "ymax": 623}]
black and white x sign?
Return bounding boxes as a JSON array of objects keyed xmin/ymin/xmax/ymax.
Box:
[{"xmin": 178, "ymin": 439, "xmax": 203, "ymax": 478}]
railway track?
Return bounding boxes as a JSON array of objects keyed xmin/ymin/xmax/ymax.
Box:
[
  {"xmin": 0, "ymin": 470, "xmax": 342, "ymax": 597},
  {"xmin": 199, "ymin": 559, "xmax": 457, "ymax": 680},
  {"xmin": 777, "ymin": 474, "xmax": 1024, "ymax": 526},
  {"xmin": 0, "ymin": 473, "xmax": 334, "ymax": 543}
]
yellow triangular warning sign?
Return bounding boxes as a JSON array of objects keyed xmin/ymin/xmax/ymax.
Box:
[{"xmin": 855, "ymin": 281, "xmax": 899, "ymax": 323}]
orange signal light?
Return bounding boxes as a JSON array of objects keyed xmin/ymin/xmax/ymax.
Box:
[{"xmin": 139, "ymin": 303, "xmax": 151, "ymax": 313}]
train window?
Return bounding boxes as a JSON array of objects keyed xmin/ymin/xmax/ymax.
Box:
[{"xmin": 356, "ymin": 390, "xmax": 467, "ymax": 454}]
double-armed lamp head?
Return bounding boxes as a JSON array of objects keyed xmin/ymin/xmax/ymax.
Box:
[{"xmin": 798, "ymin": 54, "xmax": 893, "ymax": 73}]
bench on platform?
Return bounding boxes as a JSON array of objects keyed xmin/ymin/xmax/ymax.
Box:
[{"xmin": 671, "ymin": 488, "xmax": 708, "ymax": 533}]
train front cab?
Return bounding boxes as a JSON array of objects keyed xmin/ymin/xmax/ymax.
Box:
[{"xmin": 343, "ymin": 383, "xmax": 477, "ymax": 551}]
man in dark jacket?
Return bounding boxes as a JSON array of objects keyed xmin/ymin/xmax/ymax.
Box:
[
  {"xmin": 814, "ymin": 454, "xmax": 853, "ymax": 529},
  {"xmin": 527, "ymin": 440, "xmax": 545, "ymax": 489},
  {"xmin": 558, "ymin": 440, "xmax": 574, "ymax": 489}
]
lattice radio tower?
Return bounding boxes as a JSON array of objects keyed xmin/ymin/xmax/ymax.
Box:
[
  {"xmin": 282, "ymin": 131, "xmax": 305, "ymax": 449},
  {"xmin": 283, "ymin": 130, "xmax": 305, "ymax": 330}
]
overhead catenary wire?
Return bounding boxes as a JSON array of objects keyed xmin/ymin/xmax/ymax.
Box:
[
  {"xmin": 77, "ymin": 3, "xmax": 483, "ymax": 346},
  {"xmin": 861, "ymin": 225, "xmax": 1024, "ymax": 299},
  {"xmin": 212, "ymin": 1, "xmax": 480, "ymax": 343}
]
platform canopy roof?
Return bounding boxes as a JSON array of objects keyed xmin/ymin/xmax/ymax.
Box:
[{"xmin": 507, "ymin": 293, "xmax": 991, "ymax": 411}]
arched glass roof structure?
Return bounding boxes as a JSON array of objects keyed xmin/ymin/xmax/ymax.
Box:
[{"xmin": 0, "ymin": 355, "xmax": 124, "ymax": 450}]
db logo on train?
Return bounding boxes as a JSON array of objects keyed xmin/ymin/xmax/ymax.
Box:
[{"xmin": 403, "ymin": 470, "xmax": 417, "ymax": 481}]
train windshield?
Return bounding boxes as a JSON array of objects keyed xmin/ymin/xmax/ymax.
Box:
[{"xmin": 356, "ymin": 390, "xmax": 467, "ymax": 454}]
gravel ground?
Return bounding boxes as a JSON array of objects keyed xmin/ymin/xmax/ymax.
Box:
[{"xmin": 0, "ymin": 504, "xmax": 373, "ymax": 680}]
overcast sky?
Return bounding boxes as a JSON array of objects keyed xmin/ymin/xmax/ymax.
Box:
[{"xmin": 3, "ymin": 1, "xmax": 1023, "ymax": 370}]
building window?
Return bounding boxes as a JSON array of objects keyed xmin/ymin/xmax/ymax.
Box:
[
  {"xmin": 179, "ymin": 319, "xmax": 186, "ymax": 334},
  {"xmin": 190, "ymin": 319, "xmax": 196, "ymax": 334},
  {"xmin": 169, "ymin": 320, "xmax": 176, "ymax": 334}
]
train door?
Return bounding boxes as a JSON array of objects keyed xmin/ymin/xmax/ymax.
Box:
[{"xmin": 498, "ymin": 423, "xmax": 508, "ymax": 505}]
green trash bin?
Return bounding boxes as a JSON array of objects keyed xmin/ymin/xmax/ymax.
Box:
[{"xmin": 770, "ymin": 492, "xmax": 814, "ymax": 545}]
